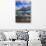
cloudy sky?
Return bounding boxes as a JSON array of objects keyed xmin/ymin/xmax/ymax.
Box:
[
  {"xmin": 16, "ymin": 0, "xmax": 31, "ymax": 2},
  {"xmin": 16, "ymin": 0, "xmax": 31, "ymax": 9}
]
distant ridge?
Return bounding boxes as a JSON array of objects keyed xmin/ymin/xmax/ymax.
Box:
[
  {"xmin": 16, "ymin": 6, "xmax": 31, "ymax": 16},
  {"xmin": 16, "ymin": 6, "xmax": 31, "ymax": 11}
]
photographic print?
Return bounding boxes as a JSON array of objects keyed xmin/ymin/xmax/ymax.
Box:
[
  {"xmin": 0, "ymin": 29, "xmax": 46, "ymax": 46},
  {"xmin": 16, "ymin": 31, "xmax": 29, "ymax": 41},
  {"xmin": 0, "ymin": 31, "xmax": 28, "ymax": 46},
  {"xmin": 16, "ymin": 0, "xmax": 31, "ymax": 23}
]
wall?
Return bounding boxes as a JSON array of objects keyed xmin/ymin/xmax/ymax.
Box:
[{"xmin": 0, "ymin": 0, "xmax": 46, "ymax": 30}]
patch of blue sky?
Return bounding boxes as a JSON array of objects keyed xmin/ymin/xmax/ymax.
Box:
[{"xmin": 16, "ymin": 1, "xmax": 31, "ymax": 8}]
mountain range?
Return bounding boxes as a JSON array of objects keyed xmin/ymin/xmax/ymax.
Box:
[{"xmin": 16, "ymin": 6, "xmax": 31, "ymax": 16}]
